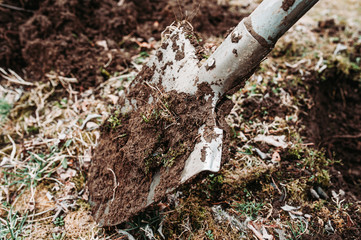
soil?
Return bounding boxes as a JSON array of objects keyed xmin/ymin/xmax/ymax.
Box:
[
  {"xmin": 301, "ymin": 71, "xmax": 361, "ymax": 200},
  {"xmin": 0, "ymin": 0, "xmax": 246, "ymax": 90},
  {"xmin": 281, "ymin": 0, "xmax": 296, "ymax": 12},
  {"xmin": 3, "ymin": 0, "xmax": 359, "ymax": 236},
  {"xmin": 300, "ymin": 19, "xmax": 361, "ymax": 202}
]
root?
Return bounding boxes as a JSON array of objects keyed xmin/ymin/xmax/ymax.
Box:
[{"xmin": 107, "ymin": 168, "xmax": 119, "ymax": 202}]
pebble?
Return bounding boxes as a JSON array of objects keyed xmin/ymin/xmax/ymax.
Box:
[
  {"xmin": 310, "ymin": 188, "xmax": 320, "ymax": 199},
  {"xmin": 316, "ymin": 186, "xmax": 329, "ymax": 199}
]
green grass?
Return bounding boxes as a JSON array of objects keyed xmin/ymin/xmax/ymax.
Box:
[
  {"xmin": 0, "ymin": 208, "xmax": 28, "ymax": 240},
  {"xmin": 107, "ymin": 112, "xmax": 122, "ymax": 128},
  {"xmin": 0, "ymin": 99, "xmax": 12, "ymax": 120},
  {"xmin": 233, "ymin": 201, "xmax": 264, "ymax": 220}
]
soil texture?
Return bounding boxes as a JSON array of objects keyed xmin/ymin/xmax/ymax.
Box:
[
  {"xmin": 300, "ymin": 19, "xmax": 361, "ymax": 203},
  {"xmin": 0, "ymin": 0, "xmax": 247, "ymax": 89},
  {"xmin": 302, "ymin": 72, "xmax": 361, "ymax": 200}
]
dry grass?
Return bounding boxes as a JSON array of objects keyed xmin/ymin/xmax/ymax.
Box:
[{"xmin": 0, "ymin": 66, "xmax": 137, "ymax": 239}]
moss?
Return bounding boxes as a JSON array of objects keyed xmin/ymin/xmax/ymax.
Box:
[
  {"xmin": 71, "ymin": 172, "xmax": 86, "ymax": 192},
  {"xmin": 286, "ymin": 143, "xmax": 335, "ymax": 187},
  {"xmin": 287, "ymin": 145, "xmax": 303, "ymax": 160},
  {"xmin": 76, "ymin": 199, "xmax": 91, "ymax": 211},
  {"xmin": 272, "ymin": 41, "xmax": 306, "ymax": 58},
  {"xmin": 320, "ymin": 54, "xmax": 361, "ymax": 83},
  {"xmin": 314, "ymin": 169, "xmax": 331, "ymax": 186},
  {"xmin": 143, "ymin": 143, "xmax": 186, "ymax": 174},
  {"xmin": 163, "ymin": 197, "xmax": 209, "ymax": 236},
  {"xmin": 26, "ymin": 125, "xmax": 40, "ymax": 134},
  {"xmin": 107, "ymin": 110, "xmax": 122, "ymax": 129},
  {"xmin": 0, "ymin": 99, "xmax": 12, "ymax": 120},
  {"xmin": 232, "ymin": 200, "xmax": 264, "ymax": 220},
  {"xmin": 326, "ymin": 55, "xmax": 361, "ymax": 76},
  {"xmin": 286, "ymin": 178, "xmax": 308, "ymax": 204}
]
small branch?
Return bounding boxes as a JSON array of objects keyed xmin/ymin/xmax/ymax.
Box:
[
  {"xmin": 108, "ymin": 168, "xmax": 119, "ymax": 202},
  {"xmin": 0, "ymin": 3, "xmax": 33, "ymax": 12},
  {"xmin": 333, "ymin": 133, "xmax": 361, "ymax": 139}
]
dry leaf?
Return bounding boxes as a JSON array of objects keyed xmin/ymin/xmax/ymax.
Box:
[{"xmin": 254, "ymin": 135, "xmax": 289, "ymax": 148}]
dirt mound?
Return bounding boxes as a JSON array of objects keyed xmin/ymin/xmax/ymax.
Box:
[{"xmin": 0, "ymin": 0, "xmax": 247, "ymax": 90}]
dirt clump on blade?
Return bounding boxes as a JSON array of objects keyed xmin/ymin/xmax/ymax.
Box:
[
  {"xmin": 87, "ymin": 63, "xmax": 230, "ymax": 225},
  {"xmin": 0, "ymin": 0, "xmax": 247, "ymax": 89}
]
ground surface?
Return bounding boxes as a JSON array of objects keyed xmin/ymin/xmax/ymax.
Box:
[{"xmin": 0, "ymin": 0, "xmax": 361, "ymax": 239}]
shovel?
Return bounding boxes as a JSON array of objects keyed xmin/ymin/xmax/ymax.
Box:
[{"xmin": 88, "ymin": 0, "xmax": 318, "ymax": 226}]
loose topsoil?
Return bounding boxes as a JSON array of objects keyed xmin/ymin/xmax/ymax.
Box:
[
  {"xmin": 302, "ymin": 71, "xmax": 361, "ymax": 200},
  {"xmin": 0, "ymin": 0, "xmax": 247, "ymax": 90},
  {"xmin": 301, "ymin": 19, "xmax": 361, "ymax": 201}
]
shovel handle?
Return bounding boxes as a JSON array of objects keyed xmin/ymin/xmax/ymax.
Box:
[
  {"xmin": 246, "ymin": 0, "xmax": 318, "ymax": 47},
  {"xmin": 198, "ymin": 0, "xmax": 318, "ymax": 96}
]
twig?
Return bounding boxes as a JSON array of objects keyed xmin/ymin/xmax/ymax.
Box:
[
  {"xmin": 247, "ymin": 221, "xmax": 264, "ymax": 240},
  {"xmin": 7, "ymin": 134, "xmax": 17, "ymax": 162},
  {"xmin": 0, "ymin": 68, "xmax": 34, "ymax": 86},
  {"xmin": 0, "ymin": 3, "xmax": 33, "ymax": 12},
  {"xmin": 271, "ymin": 176, "xmax": 282, "ymax": 194},
  {"xmin": 112, "ymin": 134, "xmax": 127, "ymax": 141},
  {"xmin": 333, "ymin": 133, "xmax": 361, "ymax": 139},
  {"xmin": 108, "ymin": 168, "xmax": 119, "ymax": 202}
]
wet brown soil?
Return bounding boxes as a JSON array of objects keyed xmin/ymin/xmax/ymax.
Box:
[
  {"xmin": 302, "ymin": 71, "xmax": 361, "ymax": 200},
  {"xmin": 0, "ymin": 0, "xmax": 246, "ymax": 90},
  {"xmin": 1, "ymin": 0, "xmax": 246, "ymax": 228},
  {"xmin": 299, "ymin": 20, "xmax": 361, "ymax": 205}
]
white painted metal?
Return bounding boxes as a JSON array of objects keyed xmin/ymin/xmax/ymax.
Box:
[
  {"xmin": 249, "ymin": 0, "xmax": 319, "ymax": 45},
  {"xmin": 144, "ymin": 0, "xmax": 319, "ymax": 207}
]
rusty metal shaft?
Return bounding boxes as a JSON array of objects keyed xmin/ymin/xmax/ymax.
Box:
[{"xmin": 198, "ymin": 0, "xmax": 319, "ymax": 97}]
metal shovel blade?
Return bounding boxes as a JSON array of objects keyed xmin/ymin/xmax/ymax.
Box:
[
  {"xmin": 88, "ymin": 0, "xmax": 319, "ymax": 227},
  {"xmin": 88, "ymin": 23, "xmax": 224, "ymax": 227}
]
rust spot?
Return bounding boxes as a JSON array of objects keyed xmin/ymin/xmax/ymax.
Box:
[
  {"xmin": 232, "ymin": 49, "xmax": 238, "ymax": 57},
  {"xmin": 244, "ymin": 17, "xmax": 273, "ymax": 48},
  {"xmin": 231, "ymin": 30, "xmax": 242, "ymax": 43},
  {"xmin": 281, "ymin": 0, "xmax": 295, "ymax": 11},
  {"xmin": 201, "ymin": 146, "xmax": 207, "ymax": 162}
]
